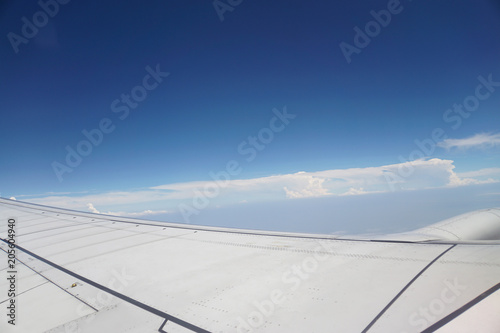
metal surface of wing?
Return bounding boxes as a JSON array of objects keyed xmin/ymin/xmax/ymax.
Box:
[{"xmin": 0, "ymin": 198, "xmax": 499, "ymax": 332}]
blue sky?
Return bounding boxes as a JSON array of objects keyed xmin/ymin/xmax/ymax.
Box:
[{"xmin": 1, "ymin": 0, "xmax": 499, "ymax": 234}]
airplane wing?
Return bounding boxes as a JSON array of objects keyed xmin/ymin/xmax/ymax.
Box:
[{"xmin": 0, "ymin": 197, "xmax": 499, "ymax": 332}]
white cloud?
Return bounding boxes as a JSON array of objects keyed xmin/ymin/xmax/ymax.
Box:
[
  {"xmin": 22, "ymin": 158, "xmax": 499, "ymax": 215},
  {"xmin": 30, "ymin": 190, "xmax": 177, "ymax": 210},
  {"xmin": 451, "ymin": 168, "xmax": 500, "ymax": 187},
  {"xmin": 340, "ymin": 188, "xmax": 381, "ymax": 196},
  {"xmin": 457, "ymin": 168, "xmax": 500, "ymax": 178},
  {"xmin": 87, "ymin": 203, "xmax": 100, "ymax": 213},
  {"xmin": 284, "ymin": 176, "xmax": 330, "ymax": 199},
  {"xmin": 86, "ymin": 202, "xmax": 168, "ymax": 217},
  {"xmin": 438, "ymin": 133, "xmax": 500, "ymax": 150},
  {"xmin": 114, "ymin": 210, "xmax": 170, "ymax": 217}
]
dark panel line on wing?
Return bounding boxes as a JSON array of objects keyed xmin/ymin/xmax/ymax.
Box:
[
  {"xmin": 0, "ymin": 239, "xmax": 210, "ymax": 333},
  {"xmin": 159, "ymin": 319, "xmax": 168, "ymax": 332},
  {"xmin": 362, "ymin": 244, "xmax": 457, "ymax": 333},
  {"xmin": 422, "ymin": 282, "xmax": 500, "ymax": 332}
]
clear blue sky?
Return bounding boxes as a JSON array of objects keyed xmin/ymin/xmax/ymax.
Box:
[{"xmin": 1, "ymin": 0, "xmax": 499, "ymax": 233}]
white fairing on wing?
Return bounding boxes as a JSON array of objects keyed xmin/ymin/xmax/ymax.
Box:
[
  {"xmin": 352, "ymin": 208, "xmax": 500, "ymax": 244},
  {"xmin": 0, "ymin": 198, "xmax": 499, "ymax": 333},
  {"xmin": 413, "ymin": 209, "xmax": 500, "ymax": 241}
]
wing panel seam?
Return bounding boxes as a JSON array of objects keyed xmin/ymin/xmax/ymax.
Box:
[
  {"xmin": 422, "ymin": 282, "xmax": 500, "ymax": 332},
  {"xmin": 0, "ymin": 238, "xmax": 210, "ymax": 333},
  {"xmin": 361, "ymin": 244, "xmax": 457, "ymax": 332}
]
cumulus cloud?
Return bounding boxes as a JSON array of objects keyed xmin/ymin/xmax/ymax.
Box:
[
  {"xmin": 284, "ymin": 175, "xmax": 330, "ymax": 199},
  {"xmin": 438, "ymin": 133, "xmax": 500, "ymax": 150},
  {"xmin": 87, "ymin": 203, "xmax": 100, "ymax": 213}
]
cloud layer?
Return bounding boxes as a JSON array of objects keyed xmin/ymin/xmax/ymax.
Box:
[
  {"xmin": 20, "ymin": 158, "xmax": 499, "ymax": 218},
  {"xmin": 438, "ymin": 133, "xmax": 500, "ymax": 150}
]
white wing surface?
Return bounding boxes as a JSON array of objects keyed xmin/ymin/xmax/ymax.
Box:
[{"xmin": 0, "ymin": 198, "xmax": 499, "ymax": 332}]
